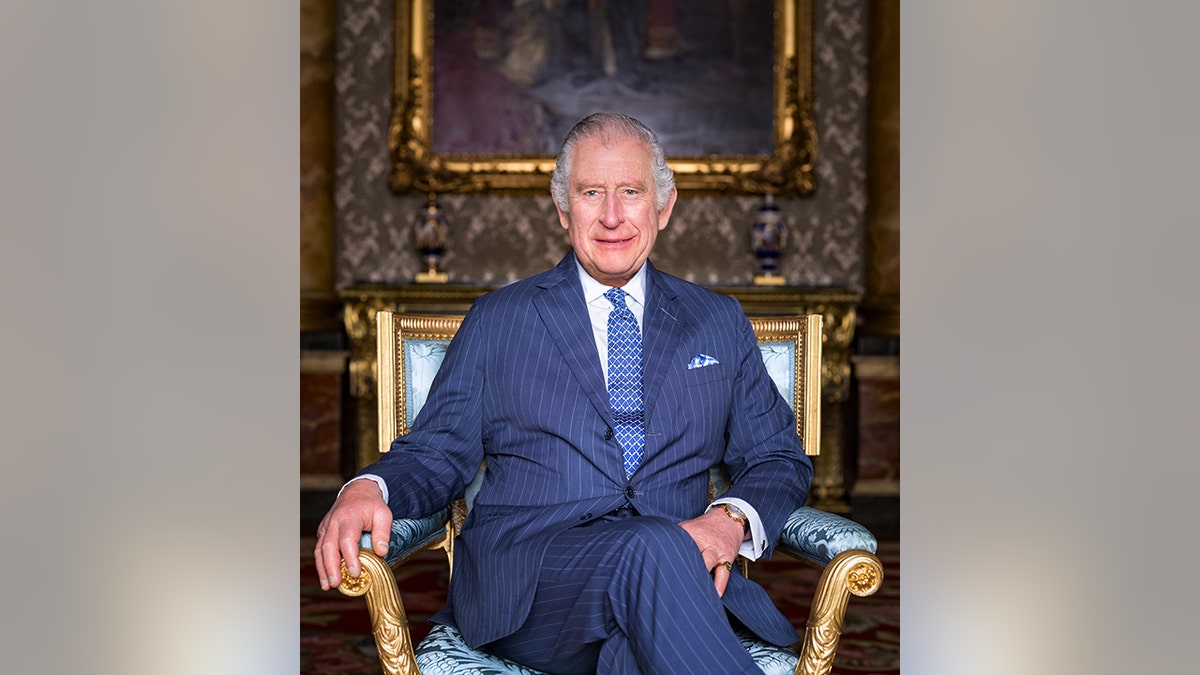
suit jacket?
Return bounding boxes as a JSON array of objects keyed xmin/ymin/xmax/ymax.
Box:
[{"xmin": 359, "ymin": 252, "xmax": 813, "ymax": 648}]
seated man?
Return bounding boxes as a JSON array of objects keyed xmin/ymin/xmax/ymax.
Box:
[{"xmin": 315, "ymin": 112, "xmax": 813, "ymax": 675}]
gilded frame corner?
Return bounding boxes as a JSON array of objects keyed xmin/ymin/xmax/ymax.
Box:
[
  {"xmin": 389, "ymin": 0, "xmax": 816, "ymax": 196},
  {"xmin": 376, "ymin": 311, "xmax": 465, "ymax": 454}
]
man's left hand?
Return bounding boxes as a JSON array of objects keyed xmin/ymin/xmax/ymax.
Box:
[{"xmin": 678, "ymin": 509, "xmax": 744, "ymax": 596}]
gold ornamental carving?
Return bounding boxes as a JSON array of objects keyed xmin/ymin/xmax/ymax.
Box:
[
  {"xmin": 337, "ymin": 550, "xmax": 421, "ymax": 675},
  {"xmin": 794, "ymin": 549, "xmax": 884, "ymax": 675},
  {"xmin": 847, "ymin": 562, "xmax": 880, "ymax": 596}
]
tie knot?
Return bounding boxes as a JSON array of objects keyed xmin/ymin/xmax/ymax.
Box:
[{"xmin": 604, "ymin": 287, "xmax": 628, "ymax": 310}]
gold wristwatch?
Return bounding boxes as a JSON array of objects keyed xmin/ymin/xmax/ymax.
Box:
[{"xmin": 719, "ymin": 503, "xmax": 750, "ymax": 535}]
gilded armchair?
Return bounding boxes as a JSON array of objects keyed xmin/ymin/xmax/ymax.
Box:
[{"xmin": 335, "ymin": 311, "xmax": 883, "ymax": 675}]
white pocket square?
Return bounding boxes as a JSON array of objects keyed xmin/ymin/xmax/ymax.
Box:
[{"xmin": 687, "ymin": 354, "xmax": 720, "ymax": 369}]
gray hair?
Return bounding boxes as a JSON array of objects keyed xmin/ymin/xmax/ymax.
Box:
[{"xmin": 549, "ymin": 112, "xmax": 676, "ymax": 213}]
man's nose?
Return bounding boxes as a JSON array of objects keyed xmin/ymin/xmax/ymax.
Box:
[{"xmin": 601, "ymin": 193, "xmax": 622, "ymax": 228}]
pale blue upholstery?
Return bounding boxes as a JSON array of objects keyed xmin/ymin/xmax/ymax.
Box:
[
  {"xmin": 737, "ymin": 628, "xmax": 801, "ymax": 675},
  {"xmin": 415, "ymin": 624, "xmax": 545, "ymax": 675},
  {"xmin": 757, "ymin": 340, "xmax": 797, "ymax": 410},
  {"xmin": 403, "ymin": 339, "xmax": 452, "ymax": 428},
  {"xmin": 360, "ymin": 508, "xmax": 451, "ymax": 566},
  {"xmin": 779, "ymin": 506, "xmax": 878, "ymax": 566}
]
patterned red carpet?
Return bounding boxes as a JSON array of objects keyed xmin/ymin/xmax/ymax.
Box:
[{"xmin": 300, "ymin": 538, "xmax": 899, "ymax": 674}]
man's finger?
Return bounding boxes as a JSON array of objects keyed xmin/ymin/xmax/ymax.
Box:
[
  {"xmin": 341, "ymin": 534, "xmax": 362, "ymax": 578},
  {"xmin": 322, "ymin": 538, "xmax": 346, "ymax": 590},
  {"xmin": 371, "ymin": 510, "xmax": 390, "ymax": 557},
  {"xmin": 314, "ymin": 520, "xmax": 337, "ymax": 590},
  {"xmin": 314, "ymin": 544, "xmax": 328, "ymax": 591},
  {"xmin": 713, "ymin": 562, "xmax": 731, "ymax": 597}
]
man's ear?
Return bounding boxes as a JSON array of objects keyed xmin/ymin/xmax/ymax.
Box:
[
  {"xmin": 657, "ymin": 187, "xmax": 678, "ymax": 231},
  {"xmin": 556, "ymin": 203, "xmax": 571, "ymax": 230}
]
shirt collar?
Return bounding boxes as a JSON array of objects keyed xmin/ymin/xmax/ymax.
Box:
[{"xmin": 576, "ymin": 259, "xmax": 648, "ymax": 308}]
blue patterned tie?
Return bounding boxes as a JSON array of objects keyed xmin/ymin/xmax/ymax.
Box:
[{"xmin": 605, "ymin": 288, "xmax": 645, "ymax": 478}]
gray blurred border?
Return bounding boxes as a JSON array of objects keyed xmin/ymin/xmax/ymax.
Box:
[
  {"xmin": 0, "ymin": 2, "xmax": 299, "ymax": 673},
  {"xmin": 904, "ymin": 2, "xmax": 1200, "ymax": 673}
]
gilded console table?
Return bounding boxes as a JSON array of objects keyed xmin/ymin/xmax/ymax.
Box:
[{"xmin": 340, "ymin": 284, "xmax": 859, "ymax": 511}]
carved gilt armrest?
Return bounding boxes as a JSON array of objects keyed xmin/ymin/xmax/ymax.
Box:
[
  {"xmin": 337, "ymin": 548, "xmax": 421, "ymax": 675},
  {"xmin": 777, "ymin": 506, "xmax": 884, "ymax": 675},
  {"xmin": 336, "ymin": 507, "xmax": 452, "ymax": 675}
]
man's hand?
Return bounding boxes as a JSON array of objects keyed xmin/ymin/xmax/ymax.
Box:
[
  {"xmin": 678, "ymin": 508, "xmax": 745, "ymax": 596},
  {"xmin": 314, "ymin": 479, "xmax": 393, "ymax": 591}
]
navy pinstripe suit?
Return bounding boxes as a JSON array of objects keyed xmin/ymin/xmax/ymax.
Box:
[{"xmin": 358, "ymin": 252, "xmax": 813, "ymax": 672}]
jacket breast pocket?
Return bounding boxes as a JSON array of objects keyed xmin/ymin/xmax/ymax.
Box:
[{"xmin": 683, "ymin": 364, "xmax": 729, "ymax": 387}]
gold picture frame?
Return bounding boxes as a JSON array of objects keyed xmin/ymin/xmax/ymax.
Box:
[{"xmin": 389, "ymin": 0, "xmax": 816, "ymax": 196}]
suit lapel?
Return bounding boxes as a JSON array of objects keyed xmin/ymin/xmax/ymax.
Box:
[
  {"xmin": 532, "ymin": 254, "xmax": 614, "ymax": 428},
  {"xmin": 641, "ymin": 263, "xmax": 683, "ymax": 430}
]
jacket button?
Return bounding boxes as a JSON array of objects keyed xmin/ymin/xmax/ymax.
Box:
[
  {"xmin": 580, "ymin": 513, "xmax": 592, "ymax": 521},
  {"xmin": 625, "ymin": 486, "xmax": 635, "ymax": 499},
  {"xmin": 604, "ymin": 427, "xmax": 613, "ymax": 440}
]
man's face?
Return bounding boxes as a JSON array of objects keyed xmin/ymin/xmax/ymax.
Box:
[{"xmin": 557, "ymin": 135, "xmax": 676, "ymax": 288}]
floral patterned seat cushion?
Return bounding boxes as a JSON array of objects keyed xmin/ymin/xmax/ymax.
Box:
[
  {"xmin": 414, "ymin": 623, "xmax": 798, "ymax": 675},
  {"xmin": 414, "ymin": 624, "xmax": 547, "ymax": 675},
  {"xmin": 736, "ymin": 627, "xmax": 800, "ymax": 675}
]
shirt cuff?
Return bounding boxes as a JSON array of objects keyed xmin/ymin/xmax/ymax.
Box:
[
  {"xmin": 708, "ymin": 496, "xmax": 766, "ymax": 560},
  {"xmin": 339, "ymin": 474, "xmax": 388, "ymax": 504}
]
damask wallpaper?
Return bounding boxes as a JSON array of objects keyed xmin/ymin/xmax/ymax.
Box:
[{"xmin": 334, "ymin": 0, "xmax": 868, "ymax": 291}]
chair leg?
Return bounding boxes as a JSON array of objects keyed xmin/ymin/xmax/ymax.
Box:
[
  {"xmin": 337, "ymin": 548, "xmax": 422, "ymax": 675},
  {"xmin": 794, "ymin": 549, "xmax": 885, "ymax": 675}
]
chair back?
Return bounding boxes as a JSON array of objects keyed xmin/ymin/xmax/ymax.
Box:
[
  {"xmin": 746, "ymin": 315, "xmax": 822, "ymax": 457},
  {"xmin": 375, "ymin": 312, "xmax": 465, "ymax": 453},
  {"xmin": 375, "ymin": 311, "xmax": 822, "ymax": 504}
]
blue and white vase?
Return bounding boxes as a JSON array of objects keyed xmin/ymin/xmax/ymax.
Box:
[
  {"xmin": 413, "ymin": 194, "xmax": 449, "ymax": 283},
  {"xmin": 750, "ymin": 195, "xmax": 787, "ymax": 285}
]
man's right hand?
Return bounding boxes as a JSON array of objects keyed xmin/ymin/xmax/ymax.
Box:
[{"xmin": 314, "ymin": 478, "xmax": 393, "ymax": 591}]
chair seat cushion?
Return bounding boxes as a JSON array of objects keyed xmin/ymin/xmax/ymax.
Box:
[
  {"xmin": 735, "ymin": 627, "xmax": 800, "ymax": 675},
  {"xmin": 414, "ymin": 622, "xmax": 798, "ymax": 674},
  {"xmin": 415, "ymin": 624, "xmax": 545, "ymax": 675}
]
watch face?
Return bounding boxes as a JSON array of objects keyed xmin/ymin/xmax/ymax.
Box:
[{"xmin": 722, "ymin": 504, "xmax": 750, "ymax": 535}]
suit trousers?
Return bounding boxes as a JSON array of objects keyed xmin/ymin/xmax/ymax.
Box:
[{"xmin": 483, "ymin": 513, "xmax": 762, "ymax": 675}]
